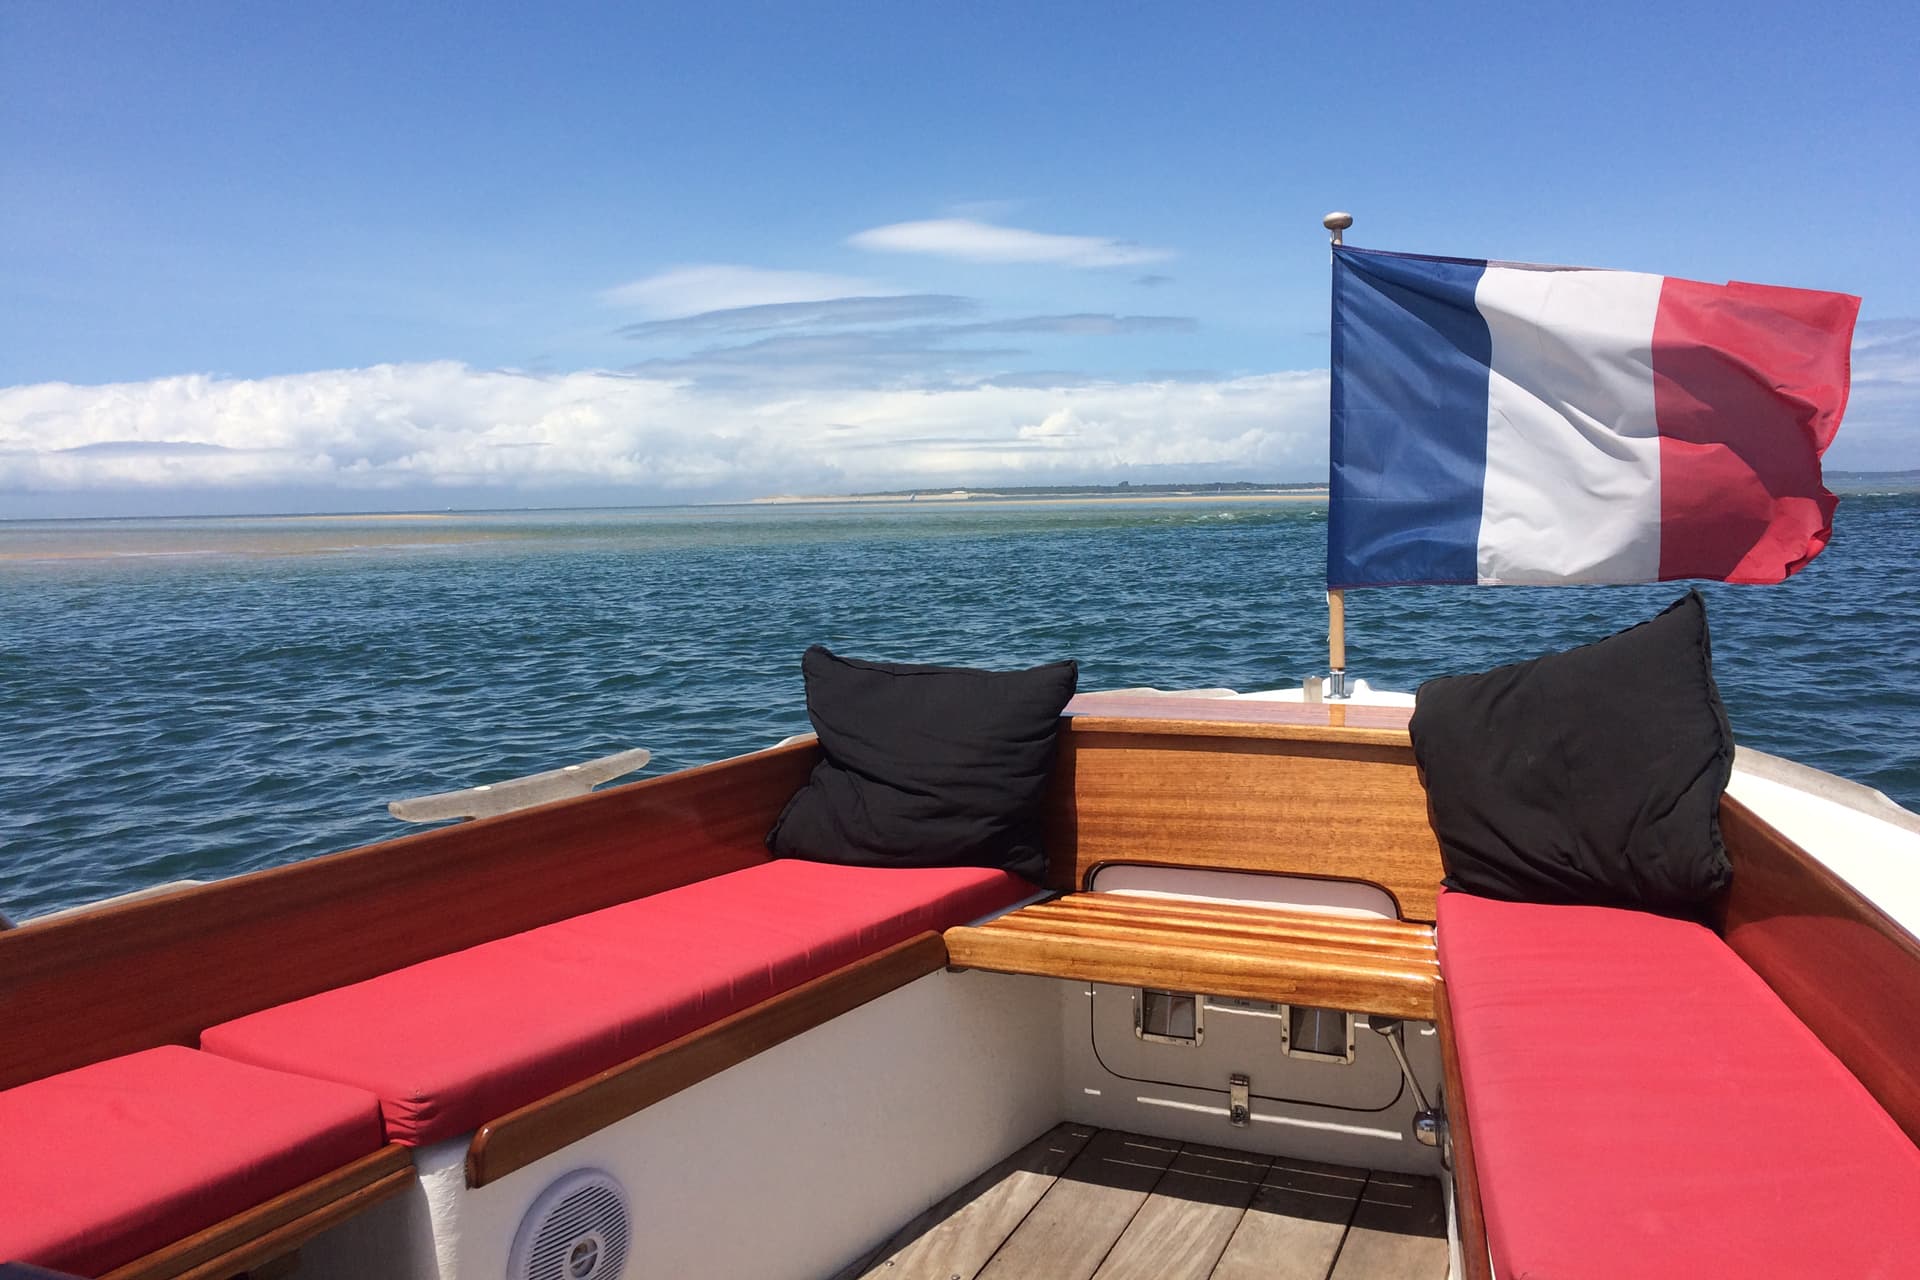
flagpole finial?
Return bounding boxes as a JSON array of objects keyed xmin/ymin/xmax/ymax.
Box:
[{"xmin": 1323, "ymin": 211, "xmax": 1353, "ymax": 245}]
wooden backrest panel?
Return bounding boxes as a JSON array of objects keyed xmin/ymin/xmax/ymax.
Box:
[
  {"xmin": 1044, "ymin": 717, "xmax": 1445, "ymax": 921},
  {"xmin": 0, "ymin": 741, "xmax": 817, "ymax": 1089},
  {"xmin": 1716, "ymin": 794, "xmax": 1920, "ymax": 1145}
]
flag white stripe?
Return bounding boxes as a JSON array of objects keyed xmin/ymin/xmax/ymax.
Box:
[{"xmin": 1474, "ymin": 265, "xmax": 1666, "ymax": 585}]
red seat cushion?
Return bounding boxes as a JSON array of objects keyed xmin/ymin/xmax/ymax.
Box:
[
  {"xmin": 0, "ymin": 1046, "xmax": 385, "ymax": 1277},
  {"xmin": 202, "ymin": 860, "xmax": 1033, "ymax": 1146},
  {"xmin": 1438, "ymin": 890, "xmax": 1920, "ymax": 1279}
]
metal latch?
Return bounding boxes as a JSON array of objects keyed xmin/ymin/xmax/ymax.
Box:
[{"xmin": 1228, "ymin": 1073, "xmax": 1250, "ymax": 1127}]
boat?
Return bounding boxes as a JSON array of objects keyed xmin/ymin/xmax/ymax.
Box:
[
  {"xmin": 6, "ymin": 658, "xmax": 1918, "ymax": 1280},
  {"xmin": 5, "ymin": 221, "xmax": 1918, "ymax": 1280}
]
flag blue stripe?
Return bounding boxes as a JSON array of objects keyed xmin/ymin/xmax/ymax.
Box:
[{"xmin": 1327, "ymin": 246, "xmax": 1492, "ymax": 587}]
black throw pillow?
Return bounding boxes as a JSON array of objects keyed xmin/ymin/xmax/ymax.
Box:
[
  {"xmin": 1409, "ymin": 590, "xmax": 1733, "ymax": 912},
  {"xmin": 767, "ymin": 646, "xmax": 1079, "ymax": 883}
]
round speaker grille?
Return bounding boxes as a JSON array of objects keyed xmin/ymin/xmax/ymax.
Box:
[{"xmin": 508, "ymin": 1168, "xmax": 631, "ymax": 1280}]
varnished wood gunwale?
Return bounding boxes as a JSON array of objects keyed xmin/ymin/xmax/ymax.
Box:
[
  {"xmin": 99, "ymin": 1145, "xmax": 415, "ymax": 1280},
  {"xmin": 0, "ymin": 741, "xmax": 817, "ymax": 1090},
  {"xmin": 1715, "ymin": 793, "xmax": 1920, "ymax": 1145},
  {"xmin": 1433, "ymin": 979, "xmax": 1491, "ymax": 1280},
  {"xmin": 946, "ymin": 896, "xmax": 1438, "ymax": 1021},
  {"xmin": 465, "ymin": 931, "xmax": 950, "ymax": 1187},
  {"xmin": 1044, "ymin": 721, "xmax": 1444, "ymax": 921}
]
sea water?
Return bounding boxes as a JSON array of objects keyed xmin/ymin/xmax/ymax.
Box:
[{"xmin": 3, "ymin": 495, "xmax": 1917, "ymax": 921}]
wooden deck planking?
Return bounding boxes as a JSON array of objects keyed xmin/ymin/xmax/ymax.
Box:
[
  {"xmin": 1211, "ymin": 1156, "xmax": 1369, "ymax": 1280},
  {"xmin": 1091, "ymin": 1143, "xmax": 1275, "ymax": 1280},
  {"xmin": 843, "ymin": 1128, "xmax": 1446, "ymax": 1280},
  {"xmin": 1327, "ymin": 1169, "xmax": 1450, "ymax": 1279},
  {"xmin": 976, "ymin": 1130, "xmax": 1182, "ymax": 1280},
  {"xmin": 839, "ymin": 1122, "xmax": 1097, "ymax": 1280}
]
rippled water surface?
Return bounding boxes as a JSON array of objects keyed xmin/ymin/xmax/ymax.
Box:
[{"xmin": 4, "ymin": 496, "xmax": 1918, "ymax": 920}]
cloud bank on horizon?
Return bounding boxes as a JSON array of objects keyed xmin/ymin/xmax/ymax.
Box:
[
  {"xmin": 0, "ymin": 363, "xmax": 1329, "ymax": 509},
  {"xmin": 4, "ymin": 211, "xmax": 1918, "ymax": 517},
  {"xmin": 9, "ymin": 325, "xmax": 1914, "ymax": 514},
  {"xmin": 4, "ymin": 213, "xmax": 1301, "ymax": 514}
]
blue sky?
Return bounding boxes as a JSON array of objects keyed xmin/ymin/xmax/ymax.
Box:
[{"xmin": 4, "ymin": 1, "xmax": 1918, "ymax": 516}]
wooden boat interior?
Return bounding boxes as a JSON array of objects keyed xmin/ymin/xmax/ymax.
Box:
[{"xmin": 4, "ymin": 691, "xmax": 1920, "ymax": 1279}]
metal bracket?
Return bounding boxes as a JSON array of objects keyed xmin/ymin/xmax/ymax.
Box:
[
  {"xmin": 1281, "ymin": 1005, "xmax": 1357, "ymax": 1064},
  {"xmin": 1228, "ymin": 1074, "xmax": 1251, "ymax": 1127},
  {"xmin": 1134, "ymin": 989, "xmax": 1205, "ymax": 1046},
  {"xmin": 388, "ymin": 747, "xmax": 652, "ymax": 823},
  {"xmin": 1369, "ymin": 1017, "xmax": 1441, "ymax": 1147}
]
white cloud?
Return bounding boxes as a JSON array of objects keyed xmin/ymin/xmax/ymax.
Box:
[
  {"xmin": 1830, "ymin": 318, "xmax": 1920, "ymax": 471},
  {"xmin": 848, "ymin": 219, "xmax": 1175, "ymax": 269},
  {"xmin": 1853, "ymin": 318, "xmax": 1920, "ymax": 383},
  {"xmin": 617, "ymin": 294, "xmax": 971, "ymax": 341},
  {"xmin": 0, "ymin": 363, "xmax": 1330, "ymax": 505},
  {"xmin": 601, "ymin": 264, "xmax": 893, "ymax": 317}
]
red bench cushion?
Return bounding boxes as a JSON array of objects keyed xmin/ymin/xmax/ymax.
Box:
[
  {"xmin": 202, "ymin": 860, "xmax": 1033, "ymax": 1146},
  {"xmin": 1438, "ymin": 890, "xmax": 1920, "ymax": 1279},
  {"xmin": 0, "ymin": 1046, "xmax": 385, "ymax": 1277}
]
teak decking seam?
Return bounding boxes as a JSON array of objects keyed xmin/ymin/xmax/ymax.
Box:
[{"xmin": 845, "ymin": 1127, "xmax": 1445, "ymax": 1280}]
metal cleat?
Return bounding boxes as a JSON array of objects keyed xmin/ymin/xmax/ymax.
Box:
[{"xmin": 387, "ymin": 747, "xmax": 652, "ymax": 823}]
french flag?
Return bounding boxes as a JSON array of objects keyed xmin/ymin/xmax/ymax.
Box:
[{"xmin": 1327, "ymin": 245, "xmax": 1860, "ymax": 588}]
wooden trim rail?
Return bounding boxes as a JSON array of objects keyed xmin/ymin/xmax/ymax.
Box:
[
  {"xmin": 1062, "ymin": 691, "xmax": 1417, "ymax": 742},
  {"xmin": 1434, "ymin": 979, "xmax": 1492, "ymax": 1280},
  {"xmin": 944, "ymin": 893, "xmax": 1439, "ymax": 1021},
  {"xmin": 100, "ymin": 1145, "xmax": 415, "ymax": 1280},
  {"xmin": 465, "ymin": 931, "xmax": 951, "ymax": 1188},
  {"xmin": 1716, "ymin": 794, "xmax": 1920, "ymax": 1145}
]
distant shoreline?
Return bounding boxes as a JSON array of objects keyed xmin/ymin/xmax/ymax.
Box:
[
  {"xmin": 750, "ymin": 487, "xmax": 1329, "ymax": 506},
  {"xmin": 6, "ymin": 472, "xmax": 1917, "ymax": 530}
]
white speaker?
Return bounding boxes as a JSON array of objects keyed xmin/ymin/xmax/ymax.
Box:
[{"xmin": 507, "ymin": 1168, "xmax": 631, "ymax": 1280}]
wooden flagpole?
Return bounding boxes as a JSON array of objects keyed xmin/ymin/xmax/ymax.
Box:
[{"xmin": 1324, "ymin": 211, "xmax": 1353, "ymax": 699}]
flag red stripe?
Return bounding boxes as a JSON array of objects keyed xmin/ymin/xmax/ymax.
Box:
[{"xmin": 1653, "ymin": 277, "xmax": 1858, "ymax": 583}]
